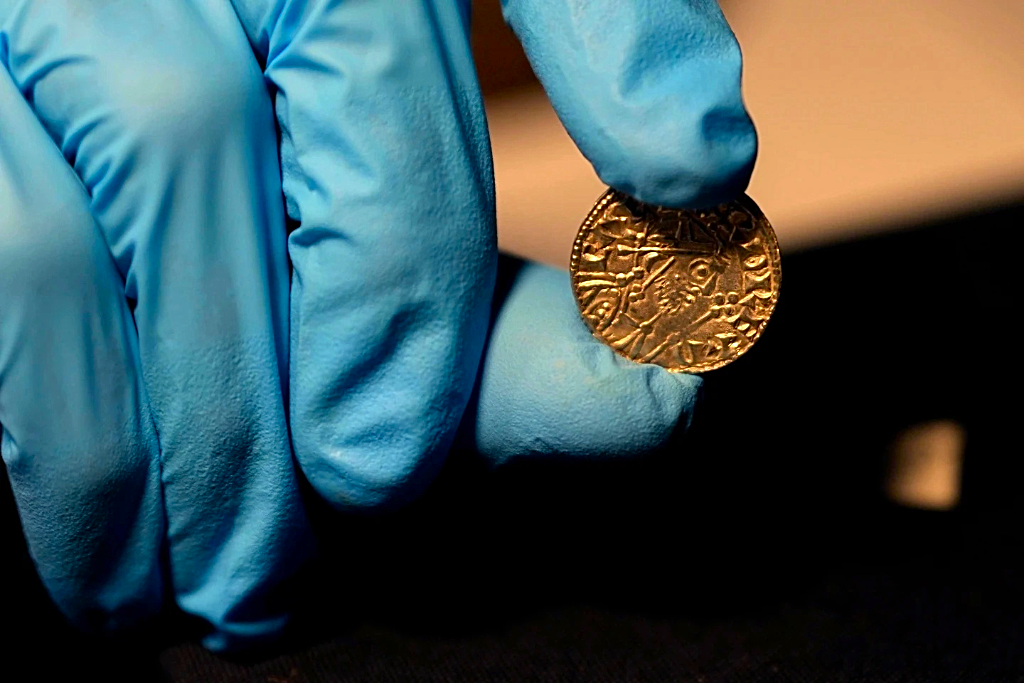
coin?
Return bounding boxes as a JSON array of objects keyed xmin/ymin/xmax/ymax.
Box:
[{"xmin": 570, "ymin": 189, "xmax": 781, "ymax": 373}]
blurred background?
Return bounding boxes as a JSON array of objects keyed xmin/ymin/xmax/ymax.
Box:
[{"xmin": 476, "ymin": 0, "xmax": 1024, "ymax": 259}]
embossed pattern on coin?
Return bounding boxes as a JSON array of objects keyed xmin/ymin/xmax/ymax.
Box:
[{"xmin": 570, "ymin": 189, "xmax": 781, "ymax": 373}]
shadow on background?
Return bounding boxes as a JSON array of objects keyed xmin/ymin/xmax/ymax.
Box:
[{"xmin": 2, "ymin": 201, "xmax": 1022, "ymax": 681}]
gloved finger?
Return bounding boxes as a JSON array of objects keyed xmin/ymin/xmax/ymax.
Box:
[
  {"xmin": 502, "ymin": 0, "xmax": 757, "ymax": 208},
  {"xmin": 1, "ymin": 1, "xmax": 311, "ymax": 649},
  {"xmin": 465, "ymin": 257, "xmax": 701, "ymax": 465},
  {"xmin": 0, "ymin": 68, "xmax": 164, "ymax": 630},
  {"xmin": 229, "ymin": 0, "xmax": 495, "ymax": 509}
]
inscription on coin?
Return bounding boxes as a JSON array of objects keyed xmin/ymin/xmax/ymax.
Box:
[{"xmin": 570, "ymin": 189, "xmax": 781, "ymax": 373}]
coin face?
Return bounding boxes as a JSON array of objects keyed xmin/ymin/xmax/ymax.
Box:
[{"xmin": 570, "ymin": 189, "xmax": 781, "ymax": 373}]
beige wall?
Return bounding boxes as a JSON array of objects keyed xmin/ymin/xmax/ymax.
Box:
[{"xmin": 477, "ymin": 0, "xmax": 1024, "ymax": 266}]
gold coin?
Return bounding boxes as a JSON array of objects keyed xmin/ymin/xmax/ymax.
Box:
[{"xmin": 570, "ymin": 189, "xmax": 781, "ymax": 373}]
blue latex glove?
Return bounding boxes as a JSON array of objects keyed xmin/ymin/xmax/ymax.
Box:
[{"xmin": 0, "ymin": 0, "xmax": 755, "ymax": 651}]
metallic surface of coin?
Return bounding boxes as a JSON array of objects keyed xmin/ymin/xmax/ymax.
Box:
[{"xmin": 570, "ymin": 189, "xmax": 781, "ymax": 373}]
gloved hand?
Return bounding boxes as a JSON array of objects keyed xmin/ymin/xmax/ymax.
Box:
[{"xmin": 0, "ymin": 0, "xmax": 755, "ymax": 652}]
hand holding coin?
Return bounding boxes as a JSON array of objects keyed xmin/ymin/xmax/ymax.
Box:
[
  {"xmin": 0, "ymin": 0, "xmax": 762, "ymax": 652},
  {"xmin": 571, "ymin": 191, "xmax": 781, "ymax": 373}
]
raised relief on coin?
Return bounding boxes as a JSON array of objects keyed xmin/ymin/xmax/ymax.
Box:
[{"xmin": 570, "ymin": 189, "xmax": 781, "ymax": 373}]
